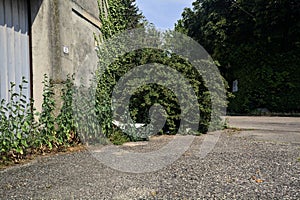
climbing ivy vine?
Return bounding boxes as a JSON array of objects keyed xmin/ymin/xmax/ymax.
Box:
[
  {"xmin": 95, "ymin": 0, "xmax": 227, "ymax": 142},
  {"xmin": 98, "ymin": 0, "xmax": 144, "ymax": 40}
]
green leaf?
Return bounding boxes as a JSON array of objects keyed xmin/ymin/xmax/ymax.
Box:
[
  {"xmin": 21, "ymin": 140, "xmax": 28, "ymax": 147},
  {"xmin": 17, "ymin": 132, "xmax": 22, "ymax": 139},
  {"xmin": 16, "ymin": 147, "xmax": 24, "ymax": 155}
]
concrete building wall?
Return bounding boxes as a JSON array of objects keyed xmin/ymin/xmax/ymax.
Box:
[
  {"xmin": 72, "ymin": 0, "xmax": 100, "ymax": 19},
  {"xmin": 29, "ymin": 0, "xmax": 102, "ymax": 112},
  {"xmin": 30, "ymin": 0, "xmax": 55, "ymax": 112}
]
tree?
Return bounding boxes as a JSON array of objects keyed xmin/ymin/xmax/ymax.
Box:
[
  {"xmin": 176, "ymin": 0, "xmax": 300, "ymax": 113},
  {"xmin": 99, "ymin": 0, "xmax": 145, "ymax": 39}
]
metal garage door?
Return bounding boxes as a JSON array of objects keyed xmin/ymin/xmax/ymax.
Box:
[{"xmin": 0, "ymin": 0, "xmax": 30, "ymax": 102}]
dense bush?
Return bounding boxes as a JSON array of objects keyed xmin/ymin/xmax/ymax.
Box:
[
  {"xmin": 96, "ymin": 46, "xmax": 227, "ymax": 141},
  {"xmin": 96, "ymin": 3, "xmax": 228, "ymax": 139}
]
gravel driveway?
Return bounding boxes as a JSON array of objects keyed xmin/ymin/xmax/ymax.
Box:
[{"xmin": 1, "ymin": 117, "xmax": 299, "ymax": 199}]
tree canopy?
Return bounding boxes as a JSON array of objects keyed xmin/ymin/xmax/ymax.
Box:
[{"xmin": 176, "ymin": 0, "xmax": 300, "ymax": 113}]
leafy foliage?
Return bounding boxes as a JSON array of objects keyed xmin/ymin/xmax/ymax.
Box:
[
  {"xmin": 37, "ymin": 74, "xmax": 57, "ymax": 149},
  {"xmin": 0, "ymin": 78, "xmax": 34, "ymax": 162},
  {"xmin": 98, "ymin": 0, "xmax": 144, "ymax": 40},
  {"xmin": 73, "ymin": 77, "xmax": 106, "ymax": 145},
  {"xmin": 56, "ymin": 75, "xmax": 78, "ymax": 145},
  {"xmin": 0, "ymin": 76, "xmax": 80, "ymax": 165},
  {"xmin": 95, "ymin": 0, "xmax": 227, "ymax": 142},
  {"xmin": 96, "ymin": 0, "xmax": 149, "ymax": 143},
  {"xmin": 176, "ymin": 0, "xmax": 300, "ymax": 113},
  {"xmin": 96, "ymin": 29, "xmax": 227, "ymax": 142}
]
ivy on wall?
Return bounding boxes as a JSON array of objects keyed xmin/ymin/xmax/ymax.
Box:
[{"xmin": 98, "ymin": 0, "xmax": 144, "ymax": 40}]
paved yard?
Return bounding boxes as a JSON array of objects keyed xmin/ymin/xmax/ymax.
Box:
[
  {"xmin": 0, "ymin": 117, "xmax": 299, "ymax": 199},
  {"xmin": 228, "ymin": 116, "xmax": 300, "ymax": 144}
]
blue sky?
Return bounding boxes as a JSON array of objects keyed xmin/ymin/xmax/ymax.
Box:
[{"xmin": 136, "ymin": 0, "xmax": 194, "ymax": 30}]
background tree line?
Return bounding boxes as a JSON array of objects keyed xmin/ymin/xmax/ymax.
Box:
[{"xmin": 176, "ymin": 0, "xmax": 300, "ymax": 114}]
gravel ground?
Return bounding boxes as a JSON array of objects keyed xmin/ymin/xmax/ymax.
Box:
[{"xmin": 1, "ymin": 128, "xmax": 299, "ymax": 199}]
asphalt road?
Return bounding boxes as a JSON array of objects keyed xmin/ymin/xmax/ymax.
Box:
[
  {"xmin": 0, "ymin": 116, "xmax": 299, "ymax": 199},
  {"xmin": 227, "ymin": 116, "xmax": 300, "ymax": 144}
]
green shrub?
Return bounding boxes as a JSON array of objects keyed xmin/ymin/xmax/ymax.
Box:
[
  {"xmin": 0, "ymin": 78, "xmax": 34, "ymax": 162},
  {"xmin": 96, "ymin": 47, "xmax": 227, "ymax": 141},
  {"xmin": 57, "ymin": 75, "xmax": 78, "ymax": 145},
  {"xmin": 0, "ymin": 75, "xmax": 81, "ymax": 164},
  {"xmin": 35, "ymin": 74, "xmax": 57, "ymax": 150}
]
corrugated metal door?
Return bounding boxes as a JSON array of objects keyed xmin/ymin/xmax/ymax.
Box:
[{"xmin": 0, "ymin": 0, "xmax": 30, "ymax": 102}]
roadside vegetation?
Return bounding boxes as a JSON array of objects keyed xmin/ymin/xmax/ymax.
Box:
[
  {"xmin": 0, "ymin": 0, "xmax": 228, "ymax": 166},
  {"xmin": 0, "ymin": 75, "xmax": 80, "ymax": 166},
  {"xmin": 5, "ymin": 0, "xmax": 297, "ymax": 167},
  {"xmin": 96, "ymin": 0, "xmax": 228, "ymax": 142}
]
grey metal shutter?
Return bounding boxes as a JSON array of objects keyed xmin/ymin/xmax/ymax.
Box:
[{"xmin": 0, "ymin": 0, "xmax": 30, "ymax": 102}]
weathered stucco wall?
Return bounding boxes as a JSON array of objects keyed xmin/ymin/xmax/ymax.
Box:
[
  {"xmin": 30, "ymin": 0, "xmax": 102, "ymax": 112},
  {"xmin": 30, "ymin": 0, "xmax": 55, "ymax": 112},
  {"xmin": 72, "ymin": 0, "xmax": 100, "ymax": 19}
]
